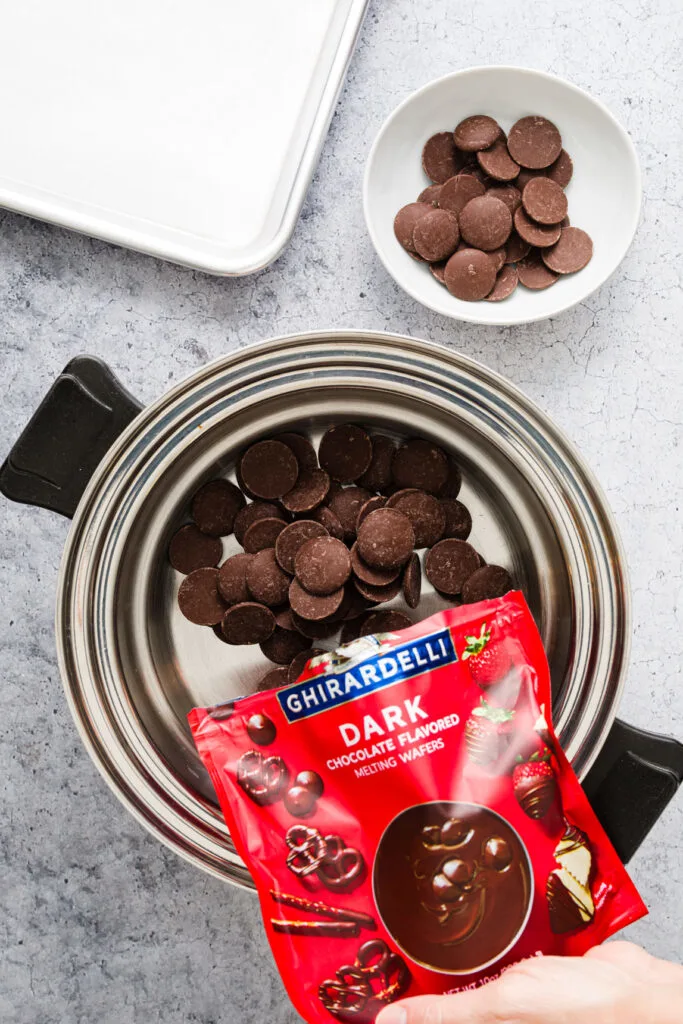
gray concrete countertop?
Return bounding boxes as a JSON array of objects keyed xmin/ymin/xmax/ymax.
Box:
[{"xmin": 1, "ymin": 1, "xmax": 682, "ymax": 1021}]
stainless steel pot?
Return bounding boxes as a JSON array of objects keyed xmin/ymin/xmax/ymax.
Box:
[{"xmin": 3, "ymin": 330, "xmax": 682, "ymax": 887}]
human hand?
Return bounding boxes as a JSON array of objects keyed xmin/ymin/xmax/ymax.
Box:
[{"xmin": 376, "ymin": 942, "xmax": 683, "ymax": 1024}]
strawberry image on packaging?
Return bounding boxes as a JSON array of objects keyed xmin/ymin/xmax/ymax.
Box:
[{"xmin": 189, "ymin": 592, "xmax": 646, "ymax": 1024}]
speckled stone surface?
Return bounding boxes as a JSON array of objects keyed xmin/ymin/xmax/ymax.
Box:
[{"xmin": 1, "ymin": 1, "xmax": 682, "ymax": 1021}]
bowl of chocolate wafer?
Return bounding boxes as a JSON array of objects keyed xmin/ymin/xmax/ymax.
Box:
[{"xmin": 364, "ymin": 66, "xmax": 641, "ymax": 325}]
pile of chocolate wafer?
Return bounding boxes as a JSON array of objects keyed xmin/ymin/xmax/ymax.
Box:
[
  {"xmin": 169, "ymin": 425, "xmax": 513, "ymax": 688},
  {"xmin": 395, "ymin": 114, "xmax": 593, "ymax": 301}
]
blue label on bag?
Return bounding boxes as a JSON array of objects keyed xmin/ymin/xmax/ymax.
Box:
[{"xmin": 277, "ymin": 629, "xmax": 456, "ymax": 723}]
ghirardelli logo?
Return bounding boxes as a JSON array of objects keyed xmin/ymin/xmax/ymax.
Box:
[{"xmin": 277, "ymin": 628, "xmax": 457, "ymax": 723}]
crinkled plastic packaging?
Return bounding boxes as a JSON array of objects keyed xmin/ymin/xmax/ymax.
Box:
[{"xmin": 189, "ymin": 593, "xmax": 646, "ymax": 1023}]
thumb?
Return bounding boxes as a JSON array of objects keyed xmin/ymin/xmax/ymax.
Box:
[
  {"xmin": 376, "ymin": 984, "xmax": 510, "ymax": 1024},
  {"xmin": 375, "ymin": 956, "xmax": 584, "ymax": 1024}
]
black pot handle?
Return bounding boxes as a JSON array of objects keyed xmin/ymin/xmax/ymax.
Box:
[
  {"xmin": 583, "ymin": 719, "xmax": 683, "ymax": 863},
  {"xmin": 0, "ymin": 356, "xmax": 142, "ymax": 519}
]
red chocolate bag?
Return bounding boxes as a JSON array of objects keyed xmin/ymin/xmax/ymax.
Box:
[{"xmin": 189, "ymin": 593, "xmax": 646, "ymax": 1023}]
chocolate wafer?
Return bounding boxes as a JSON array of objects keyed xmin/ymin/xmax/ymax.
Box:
[{"xmin": 169, "ymin": 524, "xmax": 222, "ymax": 575}]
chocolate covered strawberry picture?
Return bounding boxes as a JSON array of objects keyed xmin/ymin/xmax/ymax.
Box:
[
  {"xmin": 465, "ymin": 698, "xmax": 515, "ymax": 766},
  {"xmin": 513, "ymin": 749, "xmax": 558, "ymax": 819},
  {"xmin": 461, "ymin": 622, "xmax": 511, "ymax": 686}
]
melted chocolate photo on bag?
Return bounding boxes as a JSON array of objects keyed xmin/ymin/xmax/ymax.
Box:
[{"xmin": 189, "ymin": 593, "xmax": 646, "ymax": 1024}]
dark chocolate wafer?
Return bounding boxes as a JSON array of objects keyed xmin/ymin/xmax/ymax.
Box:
[
  {"xmin": 328, "ymin": 486, "xmax": 373, "ymax": 540},
  {"xmin": 318, "ymin": 425, "xmax": 373, "ymax": 484},
  {"xmin": 489, "ymin": 247, "xmax": 507, "ymax": 273},
  {"xmin": 413, "ymin": 209, "xmax": 460, "ymax": 262},
  {"xmin": 438, "ymin": 174, "xmax": 486, "ymax": 216},
  {"xmin": 461, "ymin": 564, "xmax": 514, "ymax": 603},
  {"xmin": 486, "ymin": 264, "xmax": 519, "ymax": 302},
  {"xmin": 312, "ymin": 505, "xmax": 345, "ymax": 541},
  {"xmin": 390, "ymin": 490, "xmax": 446, "ymax": 548},
  {"xmin": 546, "ymin": 149, "xmax": 573, "ymax": 188},
  {"xmin": 430, "ymin": 261, "xmax": 447, "ymax": 284},
  {"xmin": 477, "ymin": 138, "xmax": 520, "ymax": 182},
  {"xmin": 260, "ymin": 624, "xmax": 312, "ymax": 665},
  {"xmin": 459, "ymin": 196, "xmax": 513, "ymax": 251},
  {"xmin": 239, "ymin": 440, "xmax": 299, "ymax": 500},
  {"xmin": 515, "ymin": 168, "xmax": 544, "ymax": 190},
  {"xmin": 350, "ymin": 543, "xmax": 400, "ymax": 587},
  {"xmin": 441, "ymin": 499, "xmax": 472, "ymax": 540},
  {"xmin": 191, "ymin": 479, "xmax": 245, "ymax": 537},
  {"xmin": 246, "ymin": 549, "xmax": 291, "ymax": 607},
  {"xmin": 291, "ymin": 611, "xmax": 339, "ymax": 640},
  {"xmin": 422, "ymin": 131, "xmax": 462, "ymax": 183},
  {"xmin": 504, "ymin": 231, "xmax": 531, "ymax": 264},
  {"xmin": 212, "ymin": 622, "xmax": 230, "ymax": 644},
  {"xmin": 507, "ymin": 116, "xmax": 562, "ymax": 169},
  {"xmin": 234, "ymin": 501, "xmax": 284, "ymax": 546},
  {"xmin": 275, "ymin": 606, "xmax": 298, "ymax": 631},
  {"xmin": 344, "ymin": 582, "xmax": 390, "ymax": 612},
  {"xmin": 178, "ymin": 567, "xmax": 227, "ymax": 626},
  {"xmin": 288, "ymin": 648, "xmax": 324, "ymax": 684},
  {"xmin": 486, "ymin": 184, "xmax": 522, "ymax": 215},
  {"xmin": 440, "ymin": 462, "xmax": 462, "ymax": 499},
  {"xmin": 169, "ymin": 524, "xmax": 222, "ymax": 575},
  {"xmin": 295, "ymin": 536, "xmax": 352, "ymax": 595},
  {"xmin": 357, "ymin": 435, "xmax": 396, "ymax": 492},
  {"xmin": 289, "ymin": 579, "xmax": 345, "ymax": 621},
  {"xmin": 274, "ymin": 432, "xmax": 318, "ymax": 472},
  {"xmin": 522, "ymin": 177, "xmax": 568, "ymax": 225},
  {"xmin": 281, "ymin": 469, "xmax": 330, "ymax": 514},
  {"xmin": 453, "ymin": 115, "xmax": 502, "ymax": 152},
  {"xmin": 391, "ymin": 439, "xmax": 449, "ymax": 495},
  {"xmin": 514, "ymin": 206, "xmax": 562, "ymax": 248},
  {"xmin": 517, "ymin": 251, "xmax": 559, "ymax": 290},
  {"xmin": 418, "ymin": 184, "xmax": 442, "ymax": 206},
  {"xmin": 243, "ymin": 516, "xmax": 287, "ymax": 554},
  {"xmin": 217, "ymin": 552, "xmax": 253, "ymax": 604},
  {"xmin": 425, "ymin": 539, "xmax": 481, "ymax": 595},
  {"xmin": 353, "ymin": 575, "xmax": 402, "ymax": 604},
  {"xmin": 444, "ymin": 249, "xmax": 497, "ymax": 301},
  {"xmin": 360, "ymin": 610, "xmax": 413, "ymax": 637},
  {"xmin": 542, "ymin": 227, "xmax": 593, "ymax": 274},
  {"xmin": 340, "ymin": 616, "xmax": 368, "ymax": 645},
  {"xmin": 394, "ymin": 203, "xmax": 432, "ymax": 252},
  {"xmin": 402, "ymin": 552, "xmax": 422, "ymax": 609},
  {"xmin": 275, "ymin": 520, "xmax": 328, "ymax": 574},
  {"xmin": 221, "ymin": 602, "xmax": 275, "ymax": 644},
  {"xmin": 356, "ymin": 508, "xmax": 415, "ymax": 570},
  {"xmin": 256, "ymin": 667, "xmax": 290, "ymax": 691},
  {"xmin": 338, "ymin": 584, "xmax": 372, "ymax": 622},
  {"xmin": 385, "ymin": 487, "xmax": 420, "ymax": 508},
  {"xmin": 356, "ymin": 496, "xmax": 387, "ymax": 530}
]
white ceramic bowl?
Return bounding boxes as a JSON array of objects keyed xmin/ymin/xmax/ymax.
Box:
[{"xmin": 364, "ymin": 66, "xmax": 641, "ymax": 326}]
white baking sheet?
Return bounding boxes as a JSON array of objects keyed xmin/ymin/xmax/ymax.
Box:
[{"xmin": 0, "ymin": 0, "xmax": 368, "ymax": 274}]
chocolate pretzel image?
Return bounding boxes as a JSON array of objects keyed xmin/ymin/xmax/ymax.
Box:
[
  {"xmin": 319, "ymin": 939, "xmax": 410, "ymax": 1020},
  {"xmin": 285, "ymin": 826, "xmax": 365, "ymax": 891},
  {"xmin": 237, "ymin": 750, "xmax": 289, "ymax": 806}
]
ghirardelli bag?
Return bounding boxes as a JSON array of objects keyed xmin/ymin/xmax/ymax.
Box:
[{"xmin": 189, "ymin": 593, "xmax": 646, "ymax": 1023}]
